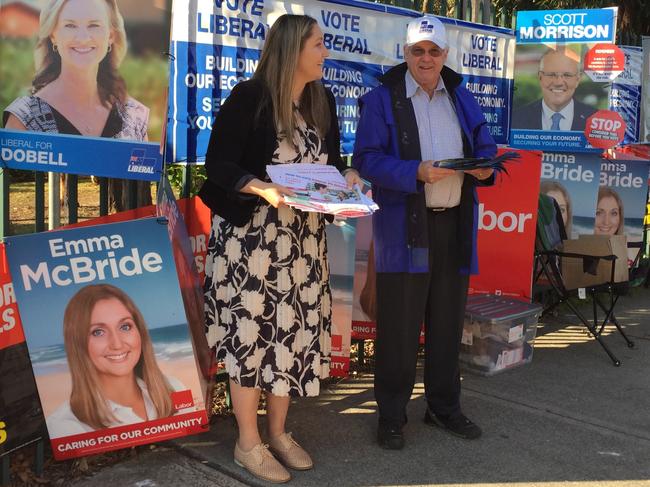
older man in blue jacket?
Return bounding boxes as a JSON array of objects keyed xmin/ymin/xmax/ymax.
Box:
[{"xmin": 353, "ymin": 16, "xmax": 497, "ymax": 450}]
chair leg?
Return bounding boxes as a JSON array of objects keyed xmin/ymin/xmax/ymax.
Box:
[
  {"xmin": 593, "ymin": 295, "xmax": 635, "ymax": 348},
  {"xmin": 564, "ymin": 298, "xmax": 621, "ymax": 366}
]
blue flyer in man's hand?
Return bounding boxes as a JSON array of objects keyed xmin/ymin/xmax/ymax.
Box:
[{"xmin": 433, "ymin": 151, "xmax": 521, "ymax": 174}]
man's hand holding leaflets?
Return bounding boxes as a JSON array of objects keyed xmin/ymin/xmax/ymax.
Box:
[{"xmin": 432, "ymin": 151, "xmax": 522, "ymax": 175}]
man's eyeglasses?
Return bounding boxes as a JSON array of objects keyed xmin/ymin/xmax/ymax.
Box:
[
  {"xmin": 409, "ymin": 46, "xmax": 445, "ymax": 58},
  {"xmin": 539, "ymin": 71, "xmax": 580, "ymax": 81}
]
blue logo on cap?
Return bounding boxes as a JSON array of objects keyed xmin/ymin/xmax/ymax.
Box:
[{"xmin": 419, "ymin": 20, "xmax": 433, "ymax": 33}]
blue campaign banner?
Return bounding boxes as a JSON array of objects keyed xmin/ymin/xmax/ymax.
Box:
[
  {"xmin": 322, "ymin": 59, "xmax": 385, "ymax": 155},
  {"xmin": 516, "ymin": 9, "xmax": 617, "ymax": 44},
  {"xmin": 609, "ymin": 46, "xmax": 643, "ymax": 144},
  {"xmin": 0, "ymin": 130, "xmax": 162, "ymax": 181},
  {"xmin": 168, "ymin": 0, "xmax": 515, "ymax": 163},
  {"xmin": 167, "ymin": 42, "xmax": 260, "ymax": 164},
  {"xmin": 462, "ymin": 75, "xmax": 512, "ymax": 141}
]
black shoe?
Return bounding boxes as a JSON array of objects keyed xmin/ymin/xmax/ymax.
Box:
[
  {"xmin": 423, "ymin": 409, "xmax": 482, "ymax": 440},
  {"xmin": 377, "ymin": 424, "xmax": 405, "ymax": 450}
]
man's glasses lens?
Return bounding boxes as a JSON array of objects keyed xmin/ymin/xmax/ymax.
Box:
[{"xmin": 411, "ymin": 47, "xmax": 443, "ymax": 57}]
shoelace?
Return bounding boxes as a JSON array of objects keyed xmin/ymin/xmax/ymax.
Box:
[{"xmin": 255, "ymin": 443, "xmax": 274, "ymax": 465}]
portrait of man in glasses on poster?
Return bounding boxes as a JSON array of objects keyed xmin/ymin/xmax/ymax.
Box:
[{"xmin": 511, "ymin": 46, "xmax": 598, "ymax": 132}]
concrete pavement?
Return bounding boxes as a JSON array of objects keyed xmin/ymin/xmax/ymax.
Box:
[{"xmin": 72, "ymin": 287, "xmax": 650, "ymax": 486}]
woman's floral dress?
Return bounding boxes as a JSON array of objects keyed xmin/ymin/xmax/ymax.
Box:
[{"xmin": 204, "ymin": 112, "xmax": 332, "ymax": 397}]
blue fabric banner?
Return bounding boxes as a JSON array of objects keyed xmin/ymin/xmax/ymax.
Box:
[{"xmin": 167, "ymin": 0, "xmax": 515, "ymax": 163}]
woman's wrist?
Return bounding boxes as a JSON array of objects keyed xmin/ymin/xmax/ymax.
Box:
[{"xmin": 240, "ymin": 178, "xmax": 268, "ymax": 196}]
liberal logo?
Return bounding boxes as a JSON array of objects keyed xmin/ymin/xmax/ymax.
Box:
[
  {"xmin": 419, "ymin": 20, "xmax": 434, "ymax": 33},
  {"xmin": 127, "ymin": 148, "xmax": 156, "ymax": 174}
]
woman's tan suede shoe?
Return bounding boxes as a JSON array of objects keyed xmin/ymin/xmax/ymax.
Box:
[
  {"xmin": 268, "ymin": 432, "xmax": 314, "ymax": 471},
  {"xmin": 234, "ymin": 442, "xmax": 291, "ymax": 483}
]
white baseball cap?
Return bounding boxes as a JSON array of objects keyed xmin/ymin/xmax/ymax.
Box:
[{"xmin": 405, "ymin": 16, "xmax": 447, "ymax": 49}]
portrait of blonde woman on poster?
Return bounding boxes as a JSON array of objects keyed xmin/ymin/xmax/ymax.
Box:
[
  {"xmin": 46, "ymin": 284, "xmax": 191, "ymax": 439},
  {"xmin": 1, "ymin": 0, "xmax": 152, "ymax": 211},
  {"xmin": 3, "ymin": 0, "xmax": 148, "ymax": 140},
  {"xmin": 199, "ymin": 14, "xmax": 361, "ymax": 483},
  {"xmin": 540, "ymin": 180, "xmax": 573, "ymax": 236},
  {"xmin": 595, "ymin": 186, "xmax": 625, "ymax": 236}
]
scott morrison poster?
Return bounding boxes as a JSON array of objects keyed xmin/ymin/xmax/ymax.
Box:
[
  {"xmin": 167, "ymin": 0, "xmax": 515, "ymax": 162},
  {"xmin": 0, "ymin": 0, "xmax": 168, "ymax": 179},
  {"xmin": 5, "ymin": 218, "xmax": 208, "ymax": 460},
  {"xmin": 510, "ymin": 8, "xmax": 627, "ymax": 152}
]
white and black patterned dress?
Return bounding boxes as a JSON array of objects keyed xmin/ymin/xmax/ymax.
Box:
[{"xmin": 204, "ymin": 112, "xmax": 332, "ymax": 397}]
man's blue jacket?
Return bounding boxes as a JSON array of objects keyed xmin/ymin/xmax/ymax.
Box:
[{"xmin": 352, "ymin": 63, "xmax": 497, "ymax": 275}]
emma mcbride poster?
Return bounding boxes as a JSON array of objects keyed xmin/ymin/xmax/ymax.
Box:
[
  {"xmin": 0, "ymin": 0, "xmax": 169, "ymax": 180},
  {"xmin": 5, "ymin": 218, "xmax": 208, "ymax": 460},
  {"xmin": 539, "ymin": 151, "xmax": 602, "ymax": 239}
]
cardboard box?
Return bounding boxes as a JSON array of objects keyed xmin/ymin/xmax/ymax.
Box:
[{"xmin": 562, "ymin": 235, "xmax": 628, "ymax": 290}]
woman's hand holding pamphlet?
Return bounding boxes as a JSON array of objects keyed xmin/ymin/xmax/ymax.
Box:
[{"xmin": 266, "ymin": 164, "xmax": 378, "ymax": 217}]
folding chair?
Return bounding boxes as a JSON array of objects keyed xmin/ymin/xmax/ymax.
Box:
[{"xmin": 533, "ymin": 194, "xmax": 634, "ymax": 366}]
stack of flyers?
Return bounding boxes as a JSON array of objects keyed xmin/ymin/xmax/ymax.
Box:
[
  {"xmin": 433, "ymin": 151, "xmax": 521, "ymax": 174},
  {"xmin": 266, "ymin": 164, "xmax": 378, "ymax": 218}
]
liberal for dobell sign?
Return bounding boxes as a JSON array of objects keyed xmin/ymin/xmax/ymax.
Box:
[
  {"xmin": 5, "ymin": 218, "xmax": 209, "ymax": 460},
  {"xmin": 510, "ymin": 8, "xmax": 626, "ymax": 152}
]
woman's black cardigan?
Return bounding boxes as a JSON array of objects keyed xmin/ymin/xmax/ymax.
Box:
[{"xmin": 197, "ymin": 78, "xmax": 347, "ymax": 227}]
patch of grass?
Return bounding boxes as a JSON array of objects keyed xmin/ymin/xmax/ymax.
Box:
[
  {"xmin": 9, "ymin": 176, "xmax": 101, "ymax": 235},
  {"xmin": 7, "ymin": 176, "xmax": 156, "ymax": 236}
]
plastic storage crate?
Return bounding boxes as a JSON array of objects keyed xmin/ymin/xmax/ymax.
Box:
[{"xmin": 460, "ymin": 295, "xmax": 542, "ymax": 376}]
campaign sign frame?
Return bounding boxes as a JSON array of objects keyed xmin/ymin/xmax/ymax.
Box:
[
  {"xmin": 0, "ymin": 0, "xmax": 169, "ymax": 181},
  {"xmin": 0, "ymin": 245, "xmax": 45, "ymax": 458},
  {"xmin": 167, "ymin": 0, "xmax": 515, "ymax": 163},
  {"xmin": 510, "ymin": 8, "xmax": 620, "ymax": 152},
  {"xmin": 5, "ymin": 218, "xmax": 208, "ymax": 460},
  {"xmin": 539, "ymin": 152, "xmax": 602, "ymax": 239}
]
